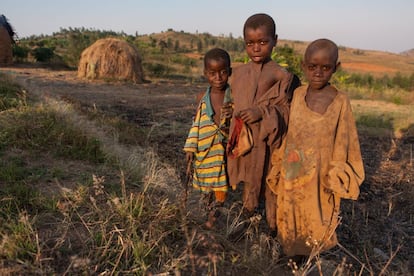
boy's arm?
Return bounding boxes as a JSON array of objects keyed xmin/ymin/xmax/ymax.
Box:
[
  {"xmin": 323, "ymin": 96, "xmax": 365, "ymax": 199},
  {"xmin": 286, "ymin": 74, "xmax": 301, "ymax": 104},
  {"xmin": 258, "ymin": 72, "xmax": 301, "ymax": 147},
  {"xmin": 183, "ymin": 95, "xmax": 204, "ymax": 153}
]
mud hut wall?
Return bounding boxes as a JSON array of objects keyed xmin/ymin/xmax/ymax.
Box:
[{"xmin": 0, "ymin": 27, "xmax": 13, "ymax": 65}]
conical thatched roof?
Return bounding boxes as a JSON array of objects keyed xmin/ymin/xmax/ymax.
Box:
[
  {"xmin": 0, "ymin": 14, "xmax": 15, "ymax": 66},
  {"xmin": 78, "ymin": 38, "xmax": 144, "ymax": 83}
]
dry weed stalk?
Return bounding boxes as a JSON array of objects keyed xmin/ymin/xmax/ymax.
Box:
[
  {"xmin": 337, "ymin": 243, "xmax": 371, "ymax": 275},
  {"xmin": 378, "ymin": 244, "xmax": 402, "ymax": 276},
  {"xmin": 178, "ymin": 183, "xmax": 197, "ymax": 274},
  {"xmin": 53, "ymin": 157, "xmax": 184, "ymax": 274},
  {"xmin": 289, "ymin": 216, "xmax": 357, "ymax": 276}
]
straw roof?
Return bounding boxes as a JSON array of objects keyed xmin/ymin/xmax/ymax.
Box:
[{"xmin": 78, "ymin": 38, "xmax": 144, "ymax": 83}]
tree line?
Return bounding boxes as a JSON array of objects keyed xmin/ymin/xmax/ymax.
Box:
[{"xmin": 10, "ymin": 27, "xmax": 414, "ymax": 92}]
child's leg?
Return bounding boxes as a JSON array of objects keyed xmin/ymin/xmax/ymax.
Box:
[
  {"xmin": 201, "ymin": 191, "xmax": 214, "ymax": 210},
  {"xmin": 265, "ymin": 185, "xmax": 277, "ymax": 237},
  {"xmin": 214, "ymin": 190, "xmax": 226, "ymax": 204},
  {"xmin": 205, "ymin": 191, "xmax": 226, "ymax": 229},
  {"xmin": 242, "ymin": 182, "xmax": 259, "ymax": 212}
]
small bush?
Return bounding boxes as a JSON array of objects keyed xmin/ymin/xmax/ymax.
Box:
[
  {"xmin": 12, "ymin": 45, "xmax": 30, "ymax": 62},
  {"xmin": 143, "ymin": 62, "xmax": 171, "ymax": 77},
  {"xmin": 355, "ymin": 113, "xmax": 394, "ymax": 129},
  {"xmin": 32, "ymin": 47, "xmax": 55, "ymax": 62}
]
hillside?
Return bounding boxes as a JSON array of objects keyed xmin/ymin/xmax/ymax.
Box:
[
  {"xmin": 401, "ymin": 48, "xmax": 414, "ymax": 57},
  {"xmin": 1, "ymin": 29, "xmax": 414, "ymax": 275},
  {"xmin": 276, "ymin": 39, "xmax": 414, "ymax": 77},
  {"xmin": 14, "ymin": 29, "xmax": 414, "ymax": 81},
  {"xmin": 140, "ymin": 30, "xmax": 414, "ymax": 77}
]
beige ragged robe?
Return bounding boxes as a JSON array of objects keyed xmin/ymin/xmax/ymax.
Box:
[{"xmin": 267, "ymin": 85, "xmax": 365, "ymax": 256}]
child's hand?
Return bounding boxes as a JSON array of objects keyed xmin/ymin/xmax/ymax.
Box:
[
  {"xmin": 184, "ymin": 152, "xmax": 194, "ymax": 190},
  {"xmin": 239, "ymin": 107, "xmax": 262, "ymax": 124},
  {"xmin": 185, "ymin": 152, "xmax": 194, "ymax": 181},
  {"xmin": 186, "ymin": 152, "xmax": 194, "ymax": 165},
  {"xmin": 324, "ymin": 164, "xmax": 350, "ymax": 196},
  {"xmin": 221, "ymin": 103, "xmax": 233, "ymax": 119}
]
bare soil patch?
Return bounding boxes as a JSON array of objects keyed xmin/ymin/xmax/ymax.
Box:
[{"xmin": 341, "ymin": 62, "xmax": 398, "ymax": 74}]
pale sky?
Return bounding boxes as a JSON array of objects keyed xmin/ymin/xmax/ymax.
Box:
[{"xmin": 2, "ymin": 0, "xmax": 413, "ymax": 54}]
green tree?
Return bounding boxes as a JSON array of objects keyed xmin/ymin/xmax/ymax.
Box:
[
  {"xmin": 197, "ymin": 40, "xmax": 203, "ymax": 53},
  {"xmin": 32, "ymin": 47, "xmax": 54, "ymax": 62},
  {"xmin": 12, "ymin": 45, "xmax": 30, "ymax": 62},
  {"xmin": 174, "ymin": 40, "xmax": 180, "ymax": 52},
  {"xmin": 272, "ymin": 44, "xmax": 302, "ymax": 78}
]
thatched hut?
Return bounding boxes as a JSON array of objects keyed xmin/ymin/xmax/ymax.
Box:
[
  {"xmin": 78, "ymin": 38, "xmax": 144, "ymax": 83},
  {"xmin": 0, "ymin": 15, "xmax": 15, "ymax": 66}
]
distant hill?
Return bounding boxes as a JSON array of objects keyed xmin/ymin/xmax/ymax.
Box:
[
  {"xmin": 136, "ymin": 30, "xmax": 414, "ymax": 77},
  {"xmin": 277, "ymin": 39, "xmax": 414, "ymax": 77},
  {"xmin": 143, "ymin": 31, "xmax": 414, "ymax": 77},
  {"xmin": 401, "ymin": 48, "xmax": 414, "ymax": 57},
  {"xmin": 16, "ymin": 29, "xmax": 414, "ymax": 79}
]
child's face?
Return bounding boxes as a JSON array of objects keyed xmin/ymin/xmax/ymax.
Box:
[
  {"xmin": 204, "ymin": 59, "xmax": 231, "ymax": 90},
  {"xmin": 244, "ymin": 25, "xmax": 277, "ymax": 64},
  {"xmin": 302, "ymin": 48, "xmax": 338, "ymax": 90}
]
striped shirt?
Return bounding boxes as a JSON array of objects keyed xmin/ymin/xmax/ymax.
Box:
[{"xmin": 183, "ymin": 86, "xmax": 231, "ymax": 192}]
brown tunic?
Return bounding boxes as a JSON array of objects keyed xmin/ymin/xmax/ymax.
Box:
[
  {"xmin": 267, "ymin": 85, "xmax": 365, "ymax": 256},
  {"xmin": 228, "ymin": 60, "xmax": 298, "ymax": 219}
]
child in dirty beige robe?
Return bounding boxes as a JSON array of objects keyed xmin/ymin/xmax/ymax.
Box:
[
  {"xmin": 227, "ymin": 13, "xmax": 300, "ymax": 234},
  {"xmin": 267, "ymin": 39, "xmax": 365, "ymax": 257}
]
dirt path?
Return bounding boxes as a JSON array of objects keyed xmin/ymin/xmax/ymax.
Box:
[
  {"xmin": 0, "ymin": 67, "xmax": 201, "ymax": 118},
  {"xmin": 1, "ymin": 66, "xmax": 204, "ymax": 168}
]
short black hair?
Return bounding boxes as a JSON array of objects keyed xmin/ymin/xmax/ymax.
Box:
[
  {"xmin": 305, "ymin": 38, "xmax": 339, "ymax": 63},
  {"xmin": 243, "ymin": 13, "xmax": 276, "ymax": 38},
  {"xmin": 204, "ymin": 48, "xmax": 231, "ymax": 68}
]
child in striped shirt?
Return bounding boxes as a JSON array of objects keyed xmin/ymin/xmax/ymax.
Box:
[{"xmin": 183, "ymin": 48, "xmax": 233, "ymax": 228}]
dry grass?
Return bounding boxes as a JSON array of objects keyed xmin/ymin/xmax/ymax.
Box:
[
  {"xmin": 1, "ymin": 69, "xmax": 413, "ymax": 275},
  {"xmin": 352, "ymin": 98, "xmax": 414, "ymax": 138}
]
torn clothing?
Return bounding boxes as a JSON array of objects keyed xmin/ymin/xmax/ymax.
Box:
[
  {"xmin": 227, "ymin": 61, "xmax": 299, "ymax": 215},
  {"xmin": 267, "ymin": 85, "xmax": 365, "ymax": 256}
]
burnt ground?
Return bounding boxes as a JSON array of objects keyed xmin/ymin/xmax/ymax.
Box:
[{"xmin": 1, "ymin": 66, "xmax": 413, "ymax": 275}]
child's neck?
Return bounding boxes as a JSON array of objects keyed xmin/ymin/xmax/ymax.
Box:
[
  {"xmin": 210, "ymin": 86, "xmax": 226, "ymax": 94},
  {"xmin": 251, "ymin": 57, "xmax": 271, "ymax": 70},
  {"xmin": 252, "ymin": 57, "xmax": 271, "ymax": 65},
  {"xmin": 308, "ymin": 82, "xmax": 330, "ymax": 93}
]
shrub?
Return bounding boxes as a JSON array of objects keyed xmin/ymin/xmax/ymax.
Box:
[
  {"xmin": 12, "ymin": 45, "xmax": 30, "ymax": 62},
  {"xmin": 32, "ymin": 47, "xmax": 55, "ymax": 62},
  {"xmin": 143, "ymin": 62, "xmax": 171, "ymax": 77}
]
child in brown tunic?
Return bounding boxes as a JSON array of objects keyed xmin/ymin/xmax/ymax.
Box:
[
  {"xmin": 267, "ymin": 39, "xmax": 365, "ymax": 257},
  {"xmin": 227, "ymin": 13, "xmax": 300, "ymax": 233}
]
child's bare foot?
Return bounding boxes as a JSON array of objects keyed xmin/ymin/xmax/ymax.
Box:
[
  {"xmin": 204, "ymin": 213, "xmax": 216, "ymax": 229},
  {"xmin": 204, "ymin": 202, "xmax": 223, "ymax": 229}
]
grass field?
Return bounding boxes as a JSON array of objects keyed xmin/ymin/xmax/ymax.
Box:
[
  {"xmin": 1, "ymin": 33, "xmax": 414, "ymax": 274},
  {"xmin": 0, "ymin": 65, "xmax": 413, "ymax": 275}
]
